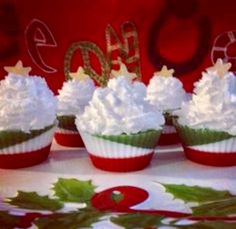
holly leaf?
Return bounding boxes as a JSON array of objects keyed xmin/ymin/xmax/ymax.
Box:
[
  {"xmin": 161, "ymin": 183, "xmax": 235, "ymax": 203},
  {"xmin": 110, "ymin": 213, "xmax": 163, "ymax": 229},
  {"xmin": 0, "ymin": 211, "xmax": 22, "ymax": 229},
  {"xmin": 35, "ymin": 209, "xmax": 103, "ymax": 229},
  {"xmin": 192, "ymin": 197, "xmax": 236, "ymax": 216},
  {"xmin": 176, "ymin": 221, "xmax": 236, "ymax": 229},
  {"xmin": 6, "ymin": 191, "xmax": 63, "ymax": 211},
  {"xmin": 52, "ymin": 178, "xmax": 96, "ymax": 204}
]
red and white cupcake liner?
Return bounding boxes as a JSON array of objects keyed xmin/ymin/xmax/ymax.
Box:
[
  {"xmin": 157, "ymin": 113, "xmax": 180, "ymax": 146},
  {"xmin": 175, "ymin": 122, "xmax": 236, "ymax": 166},
  {"xmin": 0, "ymin": 126, "xmax": 56, "ymax": 169},
  {"xmin": 184, "ymin": 146, "xmax": 236, "ymax": 166},
  {"xmin": 0, "ymin": 145, "xmax": 52, "ymax": 169},
  {"xmin": 184, "ymin": 136, "xmax": 236, "ymax": 166},
  {"xmin": 79, "ymin": 131, "xmax": 157, "ymax": 172},
  {"xmin": 158, "ymin": 125, "xmax": 180, "ymax": 146},
  {"xmin": 89, "ymin": 153, "xmax": 154, "ymax": 172},
  {"xmin": 54, "ymin": 128, "xmax": 84, "ymax": 147}
]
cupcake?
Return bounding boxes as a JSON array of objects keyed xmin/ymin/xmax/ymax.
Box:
[
  {"xmin": 0, "ymin": 60, "xmax": 57, "ymax": 169},
  {"xmin": 174, "ymin": 59, "xmax": 236, "ymax": 166},
  {"xmin": 55, "ymin": 67, "xmax": 95, "ymax": 147},
  {"xmin": 146, "ymin": 66, "xmax": 188, "ymax": 145},
  {"xmin": 76, "ymin": 63, "xmax": 164, "ymax": 172}
]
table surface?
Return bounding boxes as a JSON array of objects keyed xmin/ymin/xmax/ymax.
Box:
[{"xmin": 1, "ymin": 141, "xmax": 236, "ymax": 228}]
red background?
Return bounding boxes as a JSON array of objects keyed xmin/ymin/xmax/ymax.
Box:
[{"xmin": 1, "ymin": 0, "xmax": 236, "ymax": 93}]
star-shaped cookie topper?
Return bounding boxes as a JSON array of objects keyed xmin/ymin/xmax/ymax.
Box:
[
  {"xmin": 206, "ymin": 58, "xmax": 232, "ymax": 78},
  {"xmin": 69, "ymin": 66, "xmax": 90, "ymax": 81},
  {"xmin": 4, "ymin": 60, "xmax": 32, "ymax": 76},
  {"xmin": 111, "ymin": 59, "xmax": 137, "ymax": 81},
  {"xmin": 154, "ymin": 65, "xmax": 174, "ymax": 77}
]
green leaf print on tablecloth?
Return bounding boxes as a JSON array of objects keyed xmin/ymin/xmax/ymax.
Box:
[
  {"xmin": 161, "ymin": 183, "xmax": 235, "ymax": 203},
  {"xmin": 35, "ymin": 209, "xmax": 104, "ymax": 229},
  {"xmin": 176, "ymin": 221, "xmax": 236, "ymax": 229},
  {"xmin": 110, "ymin": 213, "xmax": 163, "ymax": 229},
  {"xmin": 192, "ymin": 197, "xmax": 236, "ymax": 216},
  {"xmin": 2, "ymin": 178, "xmax": 236, "ymax": 229},
  {"xmin": 52, "ymin": 178, "xmax": 96, "ymax": 204},
  {"xmin": 7, "ymin": 191, "xmax": 63, "ymax": 211}
]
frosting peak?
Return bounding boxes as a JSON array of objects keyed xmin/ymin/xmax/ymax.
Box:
[
  {"xmin": 175, "ymin": 68, "xmax": 236, "ymax": 135},
  {"xmin": 146, "ymin": 71, "xmax": 187, "ymax": 112},
  {"xmin": 76, "ymin": 76, "xmax": 164, "ymax": 135},
  {"xmin": 0, "ymin": 74, "xmax": 57, "ymax": 132},
  {"xmin": 57, "ymin": 78, "xmax": 96, "ymax": 116}
]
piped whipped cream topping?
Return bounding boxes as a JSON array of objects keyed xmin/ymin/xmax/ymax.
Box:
[
  {"xmin": 57, "ymin": 78, "xmax": 95, "ymax": 116},
  {"xmin": 76, "ymin": 76, "xmax": 164, "ymax": 135},
  {"xmin": 175, "ymin": 70, "xmax": 236, "ymax": 135},
  {"xmin": 0, "ymin": 74, "xmax": 57, "ymax": 132},
  {"xmin": 146, "ymin": 72, "xmax": 187, "ymax": 112}
]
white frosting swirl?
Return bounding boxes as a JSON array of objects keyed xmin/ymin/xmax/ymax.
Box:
[
  {"xmin": 76, "ymin": 76, "xmax": 164, "ymax": 135},
  {"xmin": 57, "ymin": 78, "xmax": 95, "ymax": 116},
  {"xmin": 0, "ymin": 74, "xmax": 57, "ymax": 132},
  {"xmin": 175, "ymin": 71, "xmax": 236, "ymax": 135},
  {"xmin": 146, "ymin": 75, "xmax": 188, "ymax": 112}
]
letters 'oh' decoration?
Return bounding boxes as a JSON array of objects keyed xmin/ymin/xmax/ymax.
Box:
[
  {"xmin": 64, "ymin": 21, "xmax": 141, "ymax": 86},
  {"xmin": 106, "ymin": 21, "xmax": 141, "ymax": 80}
]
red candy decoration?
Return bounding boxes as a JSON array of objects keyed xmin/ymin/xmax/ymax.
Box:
[{"xmin": 91, "ymin": 186, "xmax": 149, "ymax": 211}]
